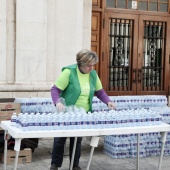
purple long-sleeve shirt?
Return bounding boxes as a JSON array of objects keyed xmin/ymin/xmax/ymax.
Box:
[{"xmin": 51, "ymin": 85, "xmax": 111, "ymax": 106}]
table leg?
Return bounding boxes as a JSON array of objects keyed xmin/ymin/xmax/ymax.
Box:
[
  {"xmin": 70, "ymin": 137, "xmax": 77, "ymax": 170},
  {"xmin": 3, "ymin": 130, "xmax": 8, "ymax": 170},
  {"xmin": 86, "ymin": 146, "xmax": 94, "ymax": 170},
  {"xmin": 158, "ymin": 132, "xmax": 167, "ymax": 170},
  {"xmin": 137, "ymin": 134, "xmax": 140, "ymax": 170},
  {"xmin": 13, "ymin": 138, "xmax": 22, "ymax": 170},
  {"xmin": 86, "ymin": 136, "xmax": 100, "ymax": 170}
]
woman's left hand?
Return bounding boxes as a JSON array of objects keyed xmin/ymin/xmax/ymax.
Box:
[{"xmin": 107, "ymin": 102, "xmax": 116, "ymax": 110}]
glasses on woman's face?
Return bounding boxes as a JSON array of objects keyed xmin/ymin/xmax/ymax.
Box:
[
  {"xmin": 86, "ymin": 64, "xmax": 94, "ymax": 68},
  {"xmin": 80, "ymin": 63, "xmax": 95, "ymax": 73}
]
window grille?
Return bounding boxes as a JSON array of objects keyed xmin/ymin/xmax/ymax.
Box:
[
  {"xmin": 109, "ymin": 19, "xmax": 133, "ymax": 91},
  {"xmin": 142, "ymin": 21, "xmax": 166, "ymax": 90}
]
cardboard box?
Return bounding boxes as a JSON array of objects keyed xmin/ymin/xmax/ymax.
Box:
[
  {"xmin": 0, "ymin": 101, "xmax": 21, "ymax": 130},
  {"xmin": 1, "ymin": 148, "xmax": 32, "ymax": 164}
]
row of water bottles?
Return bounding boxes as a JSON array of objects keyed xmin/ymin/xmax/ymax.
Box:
[
  {"xmin": 92, "ymin": 95, "xmax": 167, "ymax": 111},
  {"xmin": 10, "ymin": 108, "xmax": 163, "ymax": 131},
  {"xmin": 14, "ymin": 98, "xmax": 55, "ymax": 114},
  {"xmin": 149, "ymin": 107, "xmax": 170, "ymax": 124},
  {"xmin": 14, "ymin": 95, "xmax": 167, "ymax": 114}
]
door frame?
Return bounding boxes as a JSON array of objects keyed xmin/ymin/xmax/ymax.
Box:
[
  {"xmin": 102, "ymin": 10, "xmax": 170, "ymax": 96},
  {"xmin": 103, "ymin": 11, "xmax": 139, "ymax": 96}
]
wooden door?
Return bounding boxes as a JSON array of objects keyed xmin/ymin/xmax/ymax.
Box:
[
  {"xmin": 103, "ymin": 12, "xmax": 139, "ymax": 96},
  {"xmin": 91, "ymin": 11, "xmax": 101, "ymax": 73},
  {"xmin": 91, "ymin": 0, "xmax": 103, "ymax": 74},
  {"xmin": 102, "ymin": 11, "xmax": 170, "ymax": 96},
  {"xmin": 137, "ymin": 15, "xmax": 170, "ymax": 95}
]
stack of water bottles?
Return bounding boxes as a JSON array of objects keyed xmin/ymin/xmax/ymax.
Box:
[
  {"xmin": 104, "ymin": 132, "xmax": 161, "ymax": 159},
  {"xmin": 92, "ymin": 95, "xmax": 168, "ymax": 111},
  {"xmin": 103, "ymin": 95, "xmax": 170, "ymax": 158},
  {"xmin": 164, "ymin": 132, "xmax": 170, "ymax": 156},
  {"xmin": 14, "ymin": 98, "xmax": 56, "ymax": 114},
  {"xmin": 12, "ymin": 95, "xmax": 170, "ymax": 158},
  {"xmin": 104, "ymin": 134, "xmax": 146, "ymax": 158},
  {"xmin": 150, "ymin": 107, "xmax": 170, "ymax": 124}
]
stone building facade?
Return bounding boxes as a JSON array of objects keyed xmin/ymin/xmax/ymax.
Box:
[{"xmin": 0, "ymin": 0, "xmax": 92, "ymax": 98}]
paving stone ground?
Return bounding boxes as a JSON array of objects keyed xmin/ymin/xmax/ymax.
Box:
[{"xmin": 0, "ymin": 137, "xmax": 170, "ymax": 170}]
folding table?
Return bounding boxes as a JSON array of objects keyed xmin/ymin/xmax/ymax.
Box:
[{"xmin": 1, "ymin": 121, "xmax": 170, "ymax": 170}]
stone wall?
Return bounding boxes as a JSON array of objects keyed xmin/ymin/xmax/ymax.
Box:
[{"xmin": 0, "ymin": 0, "xmax": 92, "ymax": 98}]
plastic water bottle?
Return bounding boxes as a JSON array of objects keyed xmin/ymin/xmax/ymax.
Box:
[
  {"xmin": 70, "ymin": 114, "xmax": 76, "ymax": 130},
  {"xmin": 76, "ymin": 114, "xmax": 82, "ymax": 129},
  {"xmin": 64, "ymin": 113, "xmax": 70, "ymax": 130},
  {"xmin": 46, "ymin": 113, "xmax": 53, "ymax": 130},
  {"xmin": 40, "ymin": 113, "xmax": 47, "ymax": 130},
  {"xmin": 28, "ymin": 114, "xmax": 34, "ymax": 131},
  {"xmin": 34, "ymin": 113, "xmax": 41, "ymax": 131},
  {"xmin": 100, "ymin": 112, "xmax": 106, "ymax": 129},
  {"xmin": 11, "ymin": 113, "xmax": 17, "ymax": 126},
  {"xmin": 22, "ymin": 116, "xmax": 28, "ymax": 131},
  {"xmin": 87, "ymin": 113, "xmax": 93, "ymax": 129},
  {"xmin": 52, "ymin": 113, "xmax": 59, "ymax": 130},
  {"xmin": 81, "ymin": 114, "xmax": 87, "ymax": 129},
  {"xmin": 93, "ymin": 112, "xmax": 99, "ymax": 129},
  {"xmin": 16, "ymin": 113, "xmax": 22, "ymax": 128}
]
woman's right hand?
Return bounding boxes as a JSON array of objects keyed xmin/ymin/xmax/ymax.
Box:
[
  {"xmin": 56, "ymin": 102, "xmax": 65, "ymax": 112},
  {"xmin": 107, "ymin": 102, "xmax": 116, "ymax": 110}
]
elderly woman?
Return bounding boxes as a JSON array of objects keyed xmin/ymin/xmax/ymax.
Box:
[{"xmin": 50, "ymin": 49, "xmax": 116, "ymax": 170}]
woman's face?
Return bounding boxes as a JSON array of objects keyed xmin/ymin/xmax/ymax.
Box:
[{"xmin": 80, "ymin": 64, "xmax": 95, "ymax": 74}]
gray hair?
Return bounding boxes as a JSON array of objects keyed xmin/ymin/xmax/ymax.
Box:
[{"xmin": 76, "ymin": 49, "xmax": 99, "ymax": 66}]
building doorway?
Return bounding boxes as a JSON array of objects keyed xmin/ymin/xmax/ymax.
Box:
[{"xmin": 91, "ymin": 0, "xmax": 170, "ymax": 96}]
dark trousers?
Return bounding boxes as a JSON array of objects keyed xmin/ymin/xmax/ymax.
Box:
[{"xmin": 51, "ymin": 137, "xmax": 82, "ymax": 167}]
